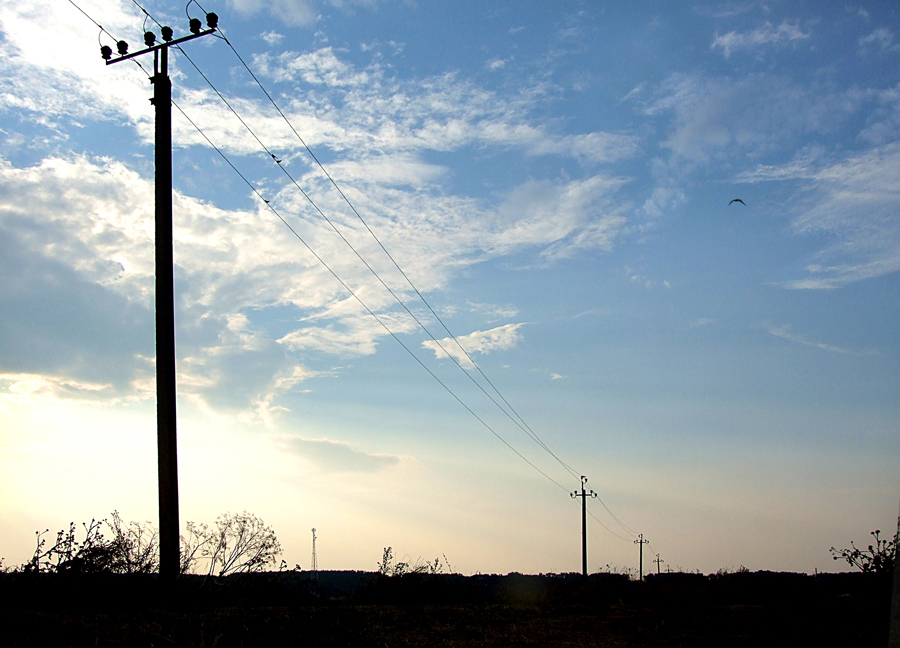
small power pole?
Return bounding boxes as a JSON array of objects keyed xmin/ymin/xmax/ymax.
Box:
[
  {"xmin": 653, "ymin": 553, "xmax": 664, "ymax": 576},
  {"xmin": 311, "ymin": 528, "xmax": 318, "ymax": 586},
  {"xmin": 634, "ymin": 533, "xmax": 649, "ymax": 581},
  {"xmin": 102, "ymin": 12, "xmax": 218, "ymax": 581},
  {"xmin": 571, "ymin": 475, "xmax": 597, "ymax": 577}
]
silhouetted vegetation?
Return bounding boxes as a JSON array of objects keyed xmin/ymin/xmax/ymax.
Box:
[
  {"xmin": 22, "ymin": 512, "xmax": 158, "ymax": 575},
  {"xmin": 0, "ymin": 520, "xmax": 894, "ymax": 646},
  {"xmin": 14, "ymin": 511, "xmax": 281, "ymax": 577},
  {"xmin": 376, "ymin": 546, "xmax": 449, "ymax": 576},
  {"xmin": 182, "ymin": 511, "xmax": 282, "ymax": 576},
  {"xmin": 830, "ymin": 528, "xmax": 897, "ymax": 575},
  {"xmin": 0, "ymin": 568, "xmax": 891, "ymax": 646}
]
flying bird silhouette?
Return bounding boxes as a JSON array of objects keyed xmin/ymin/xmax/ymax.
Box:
[{"xmin": 729, "ymin": 199, "xmax": 746, "ymax": 206}]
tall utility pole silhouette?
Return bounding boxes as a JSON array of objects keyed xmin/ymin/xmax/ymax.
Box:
[
  {"xmin": 103, "ymin": 13, "xmax": 218, "ymax": 581},
  {"xmin": 653, "ymin": 553, "xmax": 664, "ymax": 576},
  {"xmin": 634, "ymin": 533, "xmax": 649, "ymax": 581},
  {"xmin": 571, "ymin": 475, "xmax": 597, "ymax": 577}
]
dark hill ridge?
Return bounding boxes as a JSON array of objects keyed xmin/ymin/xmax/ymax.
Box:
[{"xmin": 0, "ymin": 570, "xmax": 891, "ymax": 647}]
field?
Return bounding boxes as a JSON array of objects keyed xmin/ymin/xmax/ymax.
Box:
[{"xmin": 0, "ymin": 570, "xmax": 891, "ymax": 647}]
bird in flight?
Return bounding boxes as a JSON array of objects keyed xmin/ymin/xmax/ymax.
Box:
[{"xmin": 729, "ymin": 198, "xmax": 746, "ymax": 206}]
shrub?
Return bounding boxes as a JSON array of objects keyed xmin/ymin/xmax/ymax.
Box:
[
  {"xmin": 17, "ymin": 511, "xmax": 281, "ymax": 577},
  {"xmin": 188, "ymin": 511, "xmax": 282, "ymax": 577},
  {"xmin": 21, "ymin": 516, "xmax": 149, "ymax": 574},
  {"xmin": 830, "ymin": 529, "xmax": 897, "ymax": 575},
  {"xmin": 377, "ymin": 546, "xmax": 448, "ymax": 576}
]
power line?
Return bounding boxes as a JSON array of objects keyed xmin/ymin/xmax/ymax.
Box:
[
  {"xmin": 169, "ymin": 99, "xmax": 571, "ymax": 493},
  {"xmin": 70, "ymin": 1, "xmax": 658, "ymax": 565},
  {"xmin": 71, "ymin": 0, "xmax": 597, "ymax": 500},
  {"xmin": 188, "ymin": 1, "xmax": 581, "ymax": 481},
  {"xmin": 586, "ymin": 507, "xmax": 634, "ymax": 542},
  {"xmin": 584, "ymin": 477, "xmax": 640, "ymax": 537},
  {"xmin": 171, "ymin": 38, "xmax": 581, "ymax": 482}
]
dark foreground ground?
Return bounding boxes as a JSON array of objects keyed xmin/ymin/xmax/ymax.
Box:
[{"xmin": 0, "ymin": 570, "xmax": 891, "ymax": 647}]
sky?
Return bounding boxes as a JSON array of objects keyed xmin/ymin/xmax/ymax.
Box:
[{"xmin": 0, "ymin": 0, "xmax": 898, "ymax": 576}]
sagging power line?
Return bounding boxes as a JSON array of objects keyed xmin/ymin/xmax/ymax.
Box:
[{"xmin": 73, "ymin": 1, "xmax": 655, "ymax": 567}]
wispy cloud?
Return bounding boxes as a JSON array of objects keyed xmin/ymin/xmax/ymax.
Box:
[
  {"xmin": 280, "ymin": 436, "xmax": 402, "ymax": 472},
  {"xmin": 642, "ymin": 73, "xmax": 862, "ymax": 163},
  {"xmin": 261, "ymin": 31, "xmax": 286, "ymax": 46},
  {"xmin": 738, "ymin": 143, "xmax": 900, "ymax": 288},
  {"xmin": 711, "ymin": 21, "xmax": 810, "ymax": 58},
  {"xmin": 764, "ymin": 324, "xmax": 851, "ymax": 354},
  {"xmin": 858, "ymin": 28, "xmax": 898, "ymax": 53},
  {"xmin": 422, "ymin": 323, "xmax": 524, "ymax": 369},
  {"xmin": 688, "ymin": 318, "xmax": 716, "ymax": 330},
  {"xmin": 486, "ymin": 57, "xmax": 512, "ymax": 71}
]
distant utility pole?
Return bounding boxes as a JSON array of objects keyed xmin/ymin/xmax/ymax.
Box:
[
  {"xmin": 311, "ymin": 528, "xmax": 318, "ymax": 586},
  {"xmin": 571, "ymin": 475, "xmax": 597, "ymax": 577},
  {"xmin": 653, "ymin": 553, "xmax": 664, "ymax": 576},
  {"xmin": 102, "ymin": 12, "xmax": 218, "ymax": 581},
  {"xmin": 634, "ymin": 533, "xmax": 649, "ymax": 581}
]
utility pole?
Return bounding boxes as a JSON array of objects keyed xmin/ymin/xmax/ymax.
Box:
[
  {"xmin": 311, "ymin": 528, "xmax": 318, "ymax": 586},
  {"xmin": 570, "ymin": 475, "xmax": 597, "ymax": 577},
  {"xmin": 653, "ymin": 553, "xmax": 664, "ymax": 576},
  {"xmin": 102, "ymin": 12, "xmax": 218, "ymax": 581},
  {"xmin": 634, "ymin": 533, "xmax": 649, "ymax": 581}
]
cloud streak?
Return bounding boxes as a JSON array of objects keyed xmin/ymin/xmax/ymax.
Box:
[
  {"xmin": 712, "ymin": 21, "xmax": 811, "ymax": 58},
  {"xmin": 422, "ymin": 323, "xmax": 525, "ymax": 369},
  {"xmin": 739, "ymin": 143, "xmax": 900, "ymax": 288},
  {"xmin": 280, "ymin": 436, "xmax": 402, "ymax": 472}
]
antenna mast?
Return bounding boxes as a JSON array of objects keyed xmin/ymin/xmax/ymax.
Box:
[{"xmin": 311, "ymin": 528, "xmax": 318, "ymax": 584}]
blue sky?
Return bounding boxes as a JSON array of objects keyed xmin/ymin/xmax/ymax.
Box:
[{"xmin": 0, "ymin": 0, "xmax": 898, "ymax": 575}]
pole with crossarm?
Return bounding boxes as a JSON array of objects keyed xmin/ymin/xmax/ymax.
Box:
[
  {"xmin": 103, "ymin": 12, "xmax": 218, "ymax": 581},
  {"xmin": 571, "ymin": 475, "xmax": 597, "ymax": 577}
]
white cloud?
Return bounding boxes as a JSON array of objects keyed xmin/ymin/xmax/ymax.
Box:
[
  {"xmin": 858, "ymin": 28, "xmax": 897, "ymax": 53},
  {"xmin": 487, "ymin": 57, "xmax": 510, "ymax": 71},
  {"xmin": 738, "ymin": 143, "xmax": 900, "ymax": 288},
  {"xmin": 711, "ymin": 21, "xmax": 810, "ymax": 58},
  {"xmin": 261, "ymin": 31, "xmax": 286, "ymax": 46},
  {"xmin": 764, "ymin": 324, "xmax": 852, "ymax": 354},
  {"xmin": 643, "ymin": 73, "xmax": 865, "ymax": 163},
  {"xmin": 493, "ymin": 177, "xmax": 630, "ymax": 260},
  {"xmin": 279, "ymin": 436, "xmax": 402, "ymax": 472},
  {"xmin": 422, "ymin": 323, "xmax": 524, "ymax": 369},
  {"xmin": 246, "ymin": 48, "xmax": 639, "ymax": 165},
  {"xmin": 0, "ymin": 8, "xmax": 637, "ymax": 418},
  {"xmin": 624, "ymin": 265, "xmax": 656, "ymax": 289}
]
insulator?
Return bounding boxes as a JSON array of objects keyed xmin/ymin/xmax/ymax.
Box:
[
  {"xmin": 189, "ymin": 17, "xmax": 201, "ymax": 34},
  {"xmin": 161, "ymin": 26, "xmax": 174, "ymax": 41},
  {"xmin": 144, "ymin": 31, "xmax": 156, "ymax": 47},
  {"xmin": 206, "ymin": 12, "xmax": 218, "ymax": 29},
  {"xmin": 116, "ymin": 40, "xmax": 129, "ymax": 55},
  {"xmin": 100, "ymin": 45, "xmax": 112, "ymax": 60}
]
